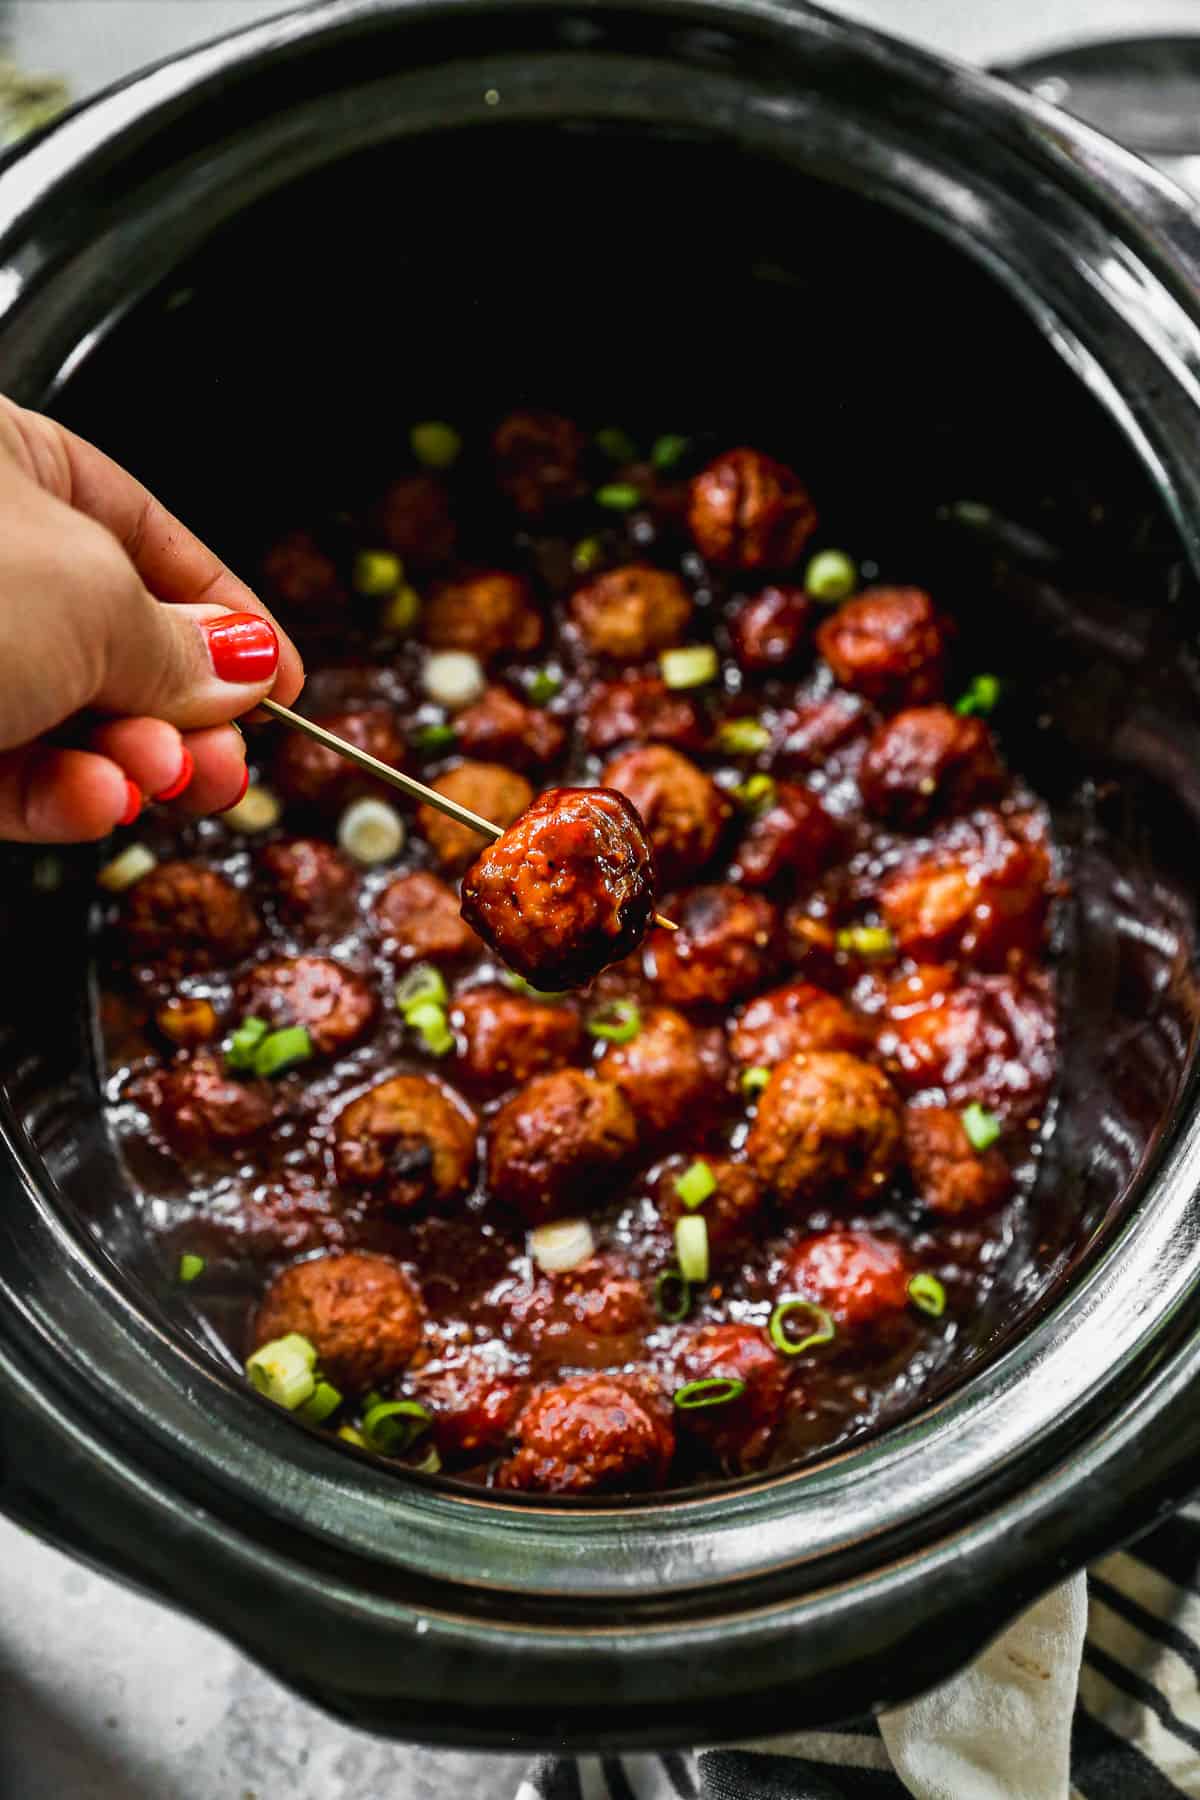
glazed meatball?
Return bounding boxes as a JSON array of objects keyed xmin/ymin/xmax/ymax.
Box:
[
  {"xmin": 672, "ymin": 1323, "xmax": 790, "ymax": 1467},
  {"xmin": 776, "ymin": 691, "xmax": 872, "ymax": 772},
  {"xmin": 454, "ymin": 684, "xmax": 566, "ymax": 769},
  {"xmin": 731, "ymin": 781, "xmax": 839, "ymax": 887},
  {"xmin": 729, "ymin": 981, "xmax": 870, "ymax": 1069},
  {"xmin": 728, "ymin": 584, "xmax": 812, "ymax": 671},
  {"xmin": 508, "ymin": 1255, "xmax": 652, "ymax": 1371},
  {"xmin": 746, "ymin": 1051, "xmax": 903, "ymax": 1206},
  {"xmin": 408, "ymin": 1354, "xmax": 527, "ymax": 1463},
  {"xmin": 570, "ymin": 563, "xmax": 693, "ymax": 659},
  {"xmin": 879, "ymin": 818, "xmax": 1050, "ymax": 968},
  {"xmin": 880, "ymin": 970, "xmax": 1055, "ymax": 1119},
  {"xmin": 492, "ymin": 409, "xmax": 586, "ymax": 517},
  {"xmin": 453, "ymin": 985, "xmax": 583, "ymax": 1093},
  {"xmin": 688, "ymin": 448, "xmax": 818, "ymax": 571},
  {"xmin": 234, "ymin": 955, "xmax": 376, "ymax": 1057},
  {"xmin": 373, "ymin": 871, "xmax": 481, "ymax": 965},
  {"xmin": 259, "ymin": 839, "xmax": 358, "ymax": 938},
  {"xmin": 602, "ymin": 745, "xmax": 728, "ymax": 886},
  {"xmin": 651, "ymin": 885, "xmax": 780, "ymax": 1007},
  {"xmin": 655, "ymin": 1157, "xmax": 762, "ymax": 1262},
  {"xmin": 783, "ymin": 910, "xmax": 842, "ymax": 987},
  {"xmin": 373, "ymin": 473, "xmax": 456, "ymax": 566},
  {"xmin": 486, "ymin": 1069, "xmax": 638, "ymax": 1224},
  {"xmin": 141, "ymin": 1053, "xmax": 274, "ymax": 1155},
  {"xmin": 417, "ymin": 761, "xmax": 533, "ymax": 873},
  {"xmin": 904, "ymin": 1103, "xmax": 1011, "ymax": 1215},
  {"xmin": 252, "ymin": 1252, "xmax": 423, "ymax": 1394},
  {"xmin": 461, "ymin": 786, "xmax": 655, "ymax": 991},
  {"xmin": 273, "ymin": 709, "xmax": 406, "ymax": 813},
  {"xmin": 815, "ymin": 587, "xmax": 947, "ymax": 709},
  {"xmin": 595, "ymin": 1005, "xmax": 719, "ymax": 1138},
  {"xmin": 261, "ymin": 528, "xmax": 346, "ymax": 612},
  {"xmin": 333, "ymin": 1074, "xmax": 477, "ymax": 1212},
  {"xmin": 496, "ymin": 1374, "xmax": 673, "ymax": 1494},
  {"xmin": 859, "ymin": 706, "xmax": 1004, "ymax": 826},
  {"xmin": 423, "ymin": 571, "xmax": 543, "ymax": 662},
  {"xmin": 122, "ymin": 862, "xmax": 260, "ymax": 975},
  {"xmin": 781, "ymin": 1230, "xmax": 912, "ymax": 1328},
  {"xmin": 582, "ymin": 675, "xmax": 707, "ymax": 756}
]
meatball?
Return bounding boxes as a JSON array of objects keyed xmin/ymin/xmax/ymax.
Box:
[
  {"xmin": 373, "ymin": 871, "xmax": 481, "ymax": 965},
  {"xmin": 408, "ymin": 1354, "xmax": 527, "ymax": 1462},
  {"xmin": 259, "ymin": 839, "xmax": 357, "ymax": 938},
  {"xmin": 859, "ymin": 706, "xmax": 1004, "ymax": 826},
  {"xmin": 672, "ymin": 1323, "xmax": 790, "ymax": 1467},
  {"xmin": 122, "ymin": 862, "xmax": 260, "ymax": 975},
  {"xmin": 728, "ymin": 584, "xmax": 812, "ymax": 671},
  {"xmin": 333, "ymin": 1074, "xmax": 477, "ymax": 1212},
  {"xmin": 731, "ymin": 781, "xmax": 839, "ymax": 888},
  {"xmin": 776, "ymin": 692, "xmax": 872, "ymax": 772},
  {"xmin": 423, "ymin": 571, "xmax": 542, "ymax": 663},
  {"xmin": 815, "ymin": 587, "xmax": 947, "ymax": 709},
  {"xmin": 508, "ymin": 1255, "xmax": 652, "ymax": 1371},
  {"xmin": 601, "ymin": 746, "xmax": 728, "ymax": 886},
  {"xmin": 252, "ymin": 1252, "xmax": 423, "ymax": 1394},
  {"xmin": 418, "ymin": 761, "xmax": 534, "ymax": 873},
  {"xmin": 880, "ymin": 822, "xmax": 1050, "ymax": 970},
  {"xmin": 234, "ymin": 955, "xmax": 376, "ymax": 1057},
  {"xmin": 496, "ymin": 1374, "xmax": 673, "ymax": 1494},
  {"xmin": 261, "ymin": 528, "xmax": 346, "ymax": 612},
  {"xmin": 492, "ymin": 409, "xmax": 586, "ymax": 517},
  {"xmin": 454, "ymin": 684, "xmax": 566, "ymax": 769},
  {"xmin": 461, "ymin": 786, "xmax": 655, "ymax": 991},
  {"xmin": 453, "ymin": 985, "xmax": 583, "ymax": 1093},
  {"xmin": 688, "ymin": 448, "xmax": 818, "ymax": 571},
  {"xmin": 582, "ymin": 675, "xmax": 707, "ymax": 755},
  {"xmin": 880, "ymin": 971, "xmax": 1055, "ymax": 1119},
  {"xmin": 746, "ymin": 1051, "xmax": 903, "ymax": 1206},
  {"xmin": 141, "ymin": 1053, "xmax": 274, "ymax": 1155},
  {"xmin": 570, "ymin": 563, "xmax": 693, "ymax": 660},
  {"xmin": 373, "ymin": 473, "xmax": 456, "ymax": 566},
  {"xmin": 595, "ymin": 1005, "xmax": 719, "ymax": 1138},
  {"xmin": 781, "ymin": 1230, "xmax": 912, "ymax": 1327},
  {"xmin": 655, "ymin": 1157, "xmax": 762, "ymax": 1262},
  {"xmin": 273, "ymin": 709, "xmax": 406, "ymax": 813},
  {"xmin": 651, "ymin": 885, "xmax": 780, "ymax": 1008},
  {"xmin": 486, "ymin": 1069, "xmax": 637, "ymax": 1224},
  {"xmin": 729, "ymin": 981, "xmax": 870, "ymax": 1069},
  {"xmin": 783, "ymin": 910, "xmax": 842, "ymax": 987},
  {"xmin": 904, "ymin": 1103, "xmax": 1012, "ymax": 1215}
]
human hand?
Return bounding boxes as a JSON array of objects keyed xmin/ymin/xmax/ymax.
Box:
[{"xmin": 0, "ymin": 396, "xmax": 304, "ymax": 841}]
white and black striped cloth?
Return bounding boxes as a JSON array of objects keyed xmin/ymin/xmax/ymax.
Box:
[{"xmin": 516, "ymin": 1508, "xmax": 1200, "ymax": 1800}]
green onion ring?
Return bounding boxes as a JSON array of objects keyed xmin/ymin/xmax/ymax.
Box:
[
  {"xmin": 768, "ymin": 1298, "xmax": 836, "ymax": 1356},
  {"xmin": 672, "ymin": 1377, "xmax": 746, "ymax": 1410}
]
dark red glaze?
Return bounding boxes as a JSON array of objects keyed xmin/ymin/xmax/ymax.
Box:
[
  {"xmin": 729, "ymin": 584, "xmax": 813, "ymax": 671},
  {"xmin": 688, "ymin": 448, "xmax": 818, "ymax": 571},
  {"xmin": 780, "ymin": 1231, "xmax": 913, "ymax": 1328},
  {"xmin": 815, "ymin": 587, "xmax": 947, "ymax": 708}
]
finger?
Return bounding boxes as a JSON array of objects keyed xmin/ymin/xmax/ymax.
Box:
[
  {"xmin": 175, "ymin": 724, "xmax": 247, "ymax": 816},
  {"xmin": 0, "ymin": 746, "xmax": 139, "ymax": 843},
  {"xmin": 89, "ymin": 717, "xmax": 192, "ymax": 802},
  {"xmin": 92, "ymin": 591, "xmax": 283, "ymax": 732}
]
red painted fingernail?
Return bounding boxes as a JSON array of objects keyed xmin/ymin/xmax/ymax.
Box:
[
  {"xmin": 153, "ymin": 746, "xmax": 194, "ymax": 803},
  {"xmin": 118, "ymin": 780, "xmax": 143, "ymax": 827},
  {"xmin": 217, "ymin": 762, "xmax": 250, "ymax": 814},
  {"xmin": 204, "ymin": 613, "xmax": 278, "ymax": 683}
]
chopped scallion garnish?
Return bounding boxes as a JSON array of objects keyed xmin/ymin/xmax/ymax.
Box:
[
  {"xmin": 406, "ymin": 1000, "xmax": 454, "ymax": 1057},
  {"xmin": 410, "ymin": 420, "xmax": 462, "ymax": 469},
  {"xmin": 586, "ymin": 999, "xmax": 641, "ymax": 1044},
  {"xmin": 225, "ymin": 1016, "xmax": 269, "ymax": 1073},
  {"xmin": 177, "ymin": 1253, "xmax": 205, "ymax": 1284},
  {"xmin": 908, "ymin": 1272, "xmax": 947, "ymax": 1317},
  {"xmin": 396, "ymin": 963, "xmax": 448, "ymax": 1015},
  {"xmin": 675, "ymin": 1214, "xmax": 709, "ymax": 1283},
  {"xmin": 595, "ymin": 426, "xmax": 637, "ymax": 463},
  {"xmin": 673, "ymin": 1377, "xmax": 746, "ymax": 1410},
  {"xmin": 245, "ymin": 1333, "xmax": 317, "ymax": 1410},
  {"xmin": 527, "ymin": 668, "xmax": 562, "ymax": 706},
  {"xmin": 352, "ymin": 549, "xmax": 403, "ymax": 596},
  {"xmin": 381, "ymin": 585, "xmax": 422, "ymax": 634},
  {"xmin": 413, "ymin": 1446, "xmax": 443, "ymax": 1474},
  {"xmin": 651, "ymin": 433, "xmax": 689, "ymax": 472},
  {"xmin": 660, "ymin": 644, "xmax": 719, "ymax": 690},
  {"xmin": 716, "ymin": 717, "xmax": 772, "ymax": 755},
  {"xmin": 674, "ymin": 1159, "xmax": 716, "ymax": 1211},
  {"xmin": 739, "ymin": 1066, "xmax": 771, "ymax": 1097},
  {"xmin": 804, "ymin": 549, "xmax": 857, "ymax": 603},
  {"xmin": 413, "ymin": 722, "xmax": 457, "ymax": 753},
  {"xmin": 836, "ymin": 925, "xmax": 895, "ymax": 958},
  {"xmin": 362, "ymin": 1398, "xmax": 432, "ymax": 1455},
  {"xmin": 337, "ymin": 1425, "xmax": 367, "ymax": 1447},
  {"xmin": 253, "ymin": 1026, "xmax": 313, "ymax": 1078},
  {"xmin": 595, "ymin": 482, "xmax": 641, "ymax": 511},
  {"xmin": 961, "ymin": 1102, "xmax": 1001, "ymax": 1151},
  {"xmin": 571, "ymin": 536, "xmax": 603, "ymax": 573},
  {"xmin": 501, "ymin": 970, "xmax": 568, "ymax": 1001},
  {"xmin": 655, "ymin": 1268, "xmax": 692, "ymax": 1323},
  {"xmin": 955, "ymin": 673, "xmax": 1000, "ymax": 717},
  {"xmin": 732, "ymin": 773, "xmax": 776, "ymax": 813},
  {"xmin": 299, "ymin": 1380, "xmax": 343, "ymax": 1424},
  {"xmin": 768, "ymin": 1298, "xmax": 836, "ymax": 1356}
]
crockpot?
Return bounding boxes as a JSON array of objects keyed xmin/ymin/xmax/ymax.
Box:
[{"xmin": 1, "ymin": 0, "xmax": 1200, "ymax": 1749}]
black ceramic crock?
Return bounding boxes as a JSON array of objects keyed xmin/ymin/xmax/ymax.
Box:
[{"xmin": 2, "ymin": 0, "xmax": 1200, "ymax": 1749}]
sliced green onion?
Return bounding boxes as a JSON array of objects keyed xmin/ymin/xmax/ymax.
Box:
[
  {"xmin": 413, "ymin": 1446, "xmax": 443, "ymax": 1474},
  {"xmin": 406, "ymin": 1001, "xmax": 454, "ymax": 1057},
  {"xmin": 961, "ymin": 1101, "xmax": 1001, "ymax": 1151},
  {"xmin": 768, "ymin": 1298, "xmax": 836, "ymax": 1356},
  {"xmin": 223, "ymin": 784, "xmax": 282, "ymax": 835},
  {"xmin": 527, "ymin": 668, "xmax": 562, "ymax": 706},
  {"xmin": 177, "ymin": 1253, "xmax": 205, "ymax": 1284},
  {"xmin": 732, "ymin": 773, "xmax": 776, "ymax": 813},
  {"xmin": 337, "ymin": 1425, "xmax": 367, "ymax": 1447},
  {"xmin": 651, "ymin": 433, "xmax": 689, "ymax": 472},
  {"xmin": 253, "ymin": 1026, "xmax": 313, "ymax": 1078},
  {"xmin": 836, "ymin": 925, "xmax": 895, "ymax": 958},
  {"xmin": 674, "ymin": 1158, "xmax": 716, "ymax": 1210},
  {"xmin": 673, "ymin": 1377, "xmax": 746, "ymax": 1410},
  {"xmin": 338, "ymin": 797, "xmax": 406, "ymax": 866},
  {"xmin": 299, "ymin": 1380, "xmax": 343, "ymax": 1424},
  {"xmin": 225, "ymin": 1016, "xmax": 269, "ymax": 1072},
  {"xmin": 363, "ymin": 1390, "xmax": 384, "ymax": 1414},
  {"xmin": 660, "ymin": 644, "xmax": 719, "ymax": 689},
  {"xmin": 381, "ymin": 584, "xmax": 422, "ymax": 634},
  {"xmin": 413, "ymin": 722, "xmax": 457, "ymax": 753},
  {"xmin": 908, "ymin": 1272, "xmax": 947, "ymax": 1317},
  {"xmin": 804, "ymin": 549, "xmax": 857, "ymax": 603},
  {"xmin": 955, "ymin": 673, "xmax": 1000, "ymax": 717},
  {"xmin": 655, "ymin": 1268, "xmax": 692, "ymax": 1323},
  {"xmin": 595, "ymin": 482, "xmax": 641, "ymax": 511},
  {"xmin": 716, "ymin": 717, "xmax": 771, "ymax": 755},
  {"xmin": 97, "ymin": 843, "xmax": 156, "ymax": 892},
  {"xmin": 395, "ymin": 963, "xmax": 448, "ymax": 1015},
  {"xmin": 740, "ymin": 1066, "xmax": 771, "ymax": 1097},
  {"xmin": 572, "ymin": 535, "xmax": 603, "ymax": 573},
  {"xmin": 352, "ymin": 549, "xmax": 403, "ymax": 596},
  {"xmin": 423, "ymin": 649, "xmax": 486, "ymax": 711},
  {"xmin": 529, "ymin": 1217, "xmax": 595, "ymax": 1273},
  {"xmin": 245, "ymin": 1333, "xmax": 317, "ymax": 1410},
  {"xmin": 595, "ymin": 426, "xmax": 637, "ymax": 463},
  {"xmin": 410, "ymin": 420, "xmax": 462, "ymax": 469},
  {"xmin": 500, "ymin": 970, "xmax": 568, "ymax": 1001},
  {"xmin": 362, "ymin": 1398, "xmax": 432, "ymax": 1455},
  {"xmin": 586, "ymin": 999, "xmax": 641, "ymax": 1044},
  {"xmin": 675, "ymin": 1214, "xmax": 709, "ymax": 1283}
]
